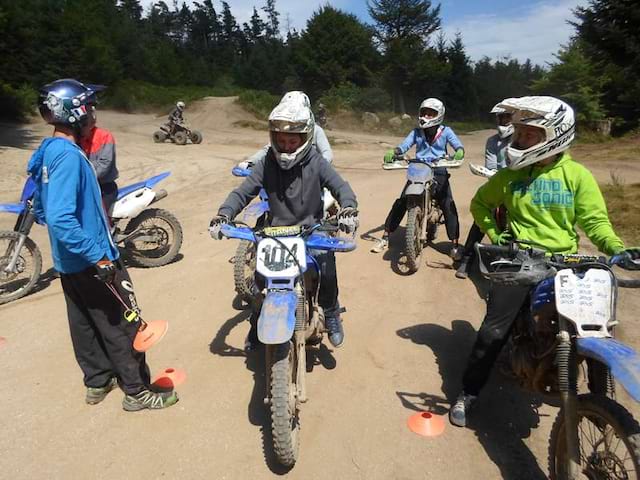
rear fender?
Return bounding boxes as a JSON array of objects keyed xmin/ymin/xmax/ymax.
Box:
[
  {"xmin": 111, "ymin": 188, "xmax": 156, "ymax": 219},
  {"xmin": 258, "ymin": 291, "xmax": 297, "ymax": 344},
  {"xmin": 577, "ymin": 337, "xmax": 640, "ymax": 402}
]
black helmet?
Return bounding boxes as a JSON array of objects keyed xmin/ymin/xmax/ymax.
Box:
[{"xmin": 38, "ymin": 79, "xmax": 98, "ymax": 129}]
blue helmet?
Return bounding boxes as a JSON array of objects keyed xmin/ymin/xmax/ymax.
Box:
[{"xmin": 38, "ymin": 79, "xmax": 102, "ymax": 129}]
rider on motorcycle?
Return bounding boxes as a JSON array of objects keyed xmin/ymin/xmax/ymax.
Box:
[
  {"xmin": 241, "ymin": 91, "xmax": 333, "ymax": 168},
  {"xmin": 371, "ymin": 98, "xmax": 465, "ymax": 258},
  {"xmin": 209, "ymin": 100, "xmax": 359, "ymax": 350},
  {"xmin": 79, "ymin": 87, "xmax": 119, "ymax": 215},
  {"xmin": 167, "ymin": 101, "xmax": 185, "ymax": 131},
  {"xmin": 455, "ymin": 103, "xmax": 514, "ymax": 279},
  {"xmin": 450, "ymin": 95, "xmax": 633, "ymax": 427}
]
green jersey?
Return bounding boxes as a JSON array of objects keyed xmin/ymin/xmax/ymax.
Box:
[{"xmin": 470, "ymin": 152, "xmax": 624, "ymax": 255}]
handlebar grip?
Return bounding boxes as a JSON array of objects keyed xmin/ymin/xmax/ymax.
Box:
[
  {"xmin": 618, "ymin": 278, "xmax": 640, "ymax": 288},
  {"xmin": 476, "ymin": 243, "xmax": 517, "ymax": 256}
]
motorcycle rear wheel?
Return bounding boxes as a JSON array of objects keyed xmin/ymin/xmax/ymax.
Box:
[
  {"xmin": 123, "ymin": 208, "xmax": 183, "ymax": 268},
  {"xmin": 405, "ymin": 204, "xmax": 424, "ymax": 273},
  {"xmin": 548, "ymin": 394, "xmax": 640, "ymax": 479},
  {"xmin": 269, "ymin": 341, "xmax": 300, "ymax": 467},
  {"xmin": 0, "ymin": 231, "xmax": 42, "ymax": 305}
]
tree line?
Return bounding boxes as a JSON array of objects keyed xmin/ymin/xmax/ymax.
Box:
[{"xmin": 0, "ymin": 0, "xmax": 636, "ymax": 133}]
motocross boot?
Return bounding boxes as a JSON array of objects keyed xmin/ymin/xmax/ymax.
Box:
[{"xmin": 325, "ymin": 314, "xmax": 345, "ymax": 348}]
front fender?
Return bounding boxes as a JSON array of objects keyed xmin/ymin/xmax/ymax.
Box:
[
  {"xmin": 0, "ymin": 203, "xmax": 24, "ymax": 215},
  {"xmin": 577, "ymin": 337, "xmax": 640, "ymax": 402},
  {"xmin": 258, "ymin": 291, "xmax": 297, "ymax": 344}
]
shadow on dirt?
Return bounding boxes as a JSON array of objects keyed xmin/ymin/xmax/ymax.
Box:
[
  {"xmin": 397, "ymin": 321, "xmax": 548, "ymax": 480},
  {"xmin": 0, "ymin": 123, "xmax": 40, "ymax": 152}
]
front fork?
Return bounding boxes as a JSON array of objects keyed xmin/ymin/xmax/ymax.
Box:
[
  {"xmin": 556, "ymin": 317, "xmax": 581, "ymax": 479},
  {"xmin": 4, "ymin": 210, "xmax": 36, "ymax": 273}
]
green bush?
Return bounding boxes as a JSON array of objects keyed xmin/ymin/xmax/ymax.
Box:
[
  {"xmin": 236, "ymin": 90, "xmax": 280, "ymax": 120},
  {"xmin": 102, "ymin": 78, "xmax": 242, "ymax": 113},
  {"xmin": 319, "ymin": 83, "xmax": 392, "ymax": 113},
  {"xmin": 0, "ymin": 83, "xmax": 38, "ymax": 120}
]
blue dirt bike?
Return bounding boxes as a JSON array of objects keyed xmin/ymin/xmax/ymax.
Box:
[
  {"xmin": 476, "ymin": 242, "xmax": 640, "ymax": 479},
  {"xmin": 221, "ymin": 219, "xmax": 356, "ymax": 467}
]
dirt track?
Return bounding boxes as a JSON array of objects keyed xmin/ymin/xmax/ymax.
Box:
[{"xmin": 1, "ymin": 97, "xmax": 639, "ymax": 479}]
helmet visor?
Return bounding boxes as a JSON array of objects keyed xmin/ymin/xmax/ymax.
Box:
[
  {"xmin": 511, "ymin": 124, "xmax": 546, "ymax": 151},
  {"xmin": 269, "ymin": 119, "xmax": 311, "ymax": 134}
]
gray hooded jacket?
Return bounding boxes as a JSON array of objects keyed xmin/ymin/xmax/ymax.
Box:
[{"xmin": 218, "ymin": 147, "xmax": 356, "ymax": 227}]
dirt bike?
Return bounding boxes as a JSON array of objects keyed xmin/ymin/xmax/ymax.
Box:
[
  {"xmin": 0, "ymin": 172, "xmax": 182, "ymax": 304},
  {"xmin": 230, "ymin": 164, "xmax": 338, "ymax": 305},
  {"xmin": 383, "ymin": 156, "xmax": 463, "ymax": 273},
  {"xmin": 476, "ymin": 242, "xmax": 640, "ymax": 479},
  {"xmin": 220, "ymin": 219, "xmax": 356, "ymax": 467},
  {"xmin": 153, "ymin": 122, "xmax": 202, "ymax": 145}
]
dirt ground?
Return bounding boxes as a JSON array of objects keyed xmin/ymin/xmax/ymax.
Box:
[{"xmin": 1, "ymin": 97, "xmax": 639, "ymax": 480}]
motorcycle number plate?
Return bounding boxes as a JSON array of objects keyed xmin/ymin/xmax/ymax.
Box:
[
  {"xmin": 554, "ymin": 268, "xmax": 614, "ymax": 338},
  {"xmin": 256, "ymin": 237, "xmax": 306, "ymax": 278}
]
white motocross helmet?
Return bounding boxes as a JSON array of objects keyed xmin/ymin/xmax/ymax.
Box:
[
  {"xmin": 490, "ymin": 103, "xmax": 514, "ymax": 139},
  {"xmin": 176, "ymin": 101, "xmax": 185, "ymax": 110},
  {"xmin": 280, "ymin": 91, "xmax": 311, "ymax": 108},
  {"xmin": 418, "ymin": 98, "xmax": 445, "ymax": 129},
  {"xmin": 496, "ymin": 96, "xmax": 575, "ymax": 170},
  {"xmin": 268, "ymin": 100, "xmax": 315, "ymax": 170}
]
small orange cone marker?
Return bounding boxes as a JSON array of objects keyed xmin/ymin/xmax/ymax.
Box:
[
  {"xmin": 133, "ymin": 319, "xmax": 168, "ymax": 353},
  {"xmin": 407, "ymin": 411, "xmax": 446, "ymax": 437},
  {"xmin": 152, "ymin": 367, "xmax": 187, "ymax": 388}
]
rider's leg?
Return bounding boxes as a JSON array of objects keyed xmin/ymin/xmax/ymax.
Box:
[
  {"xmin": 372, "ymin": 185, "xmax": 408, "ymax": 253},
  {"xmin": 455, "ymin": 223, "xmax": 484, "ymax": 279},
  {"xmin": 314, "ymin": 250, "xmax": 344, "ymax": 348},
  {"xmin": 433, "ymin": 169, "xmax": 460, "ymax": 257},
  {"xmin": 450, "ymin": 284, "xmax": 530, "ymax": 426},
  {"xmin": 100, "ymin": 181, "xmax": 118, "ymax": 220}
]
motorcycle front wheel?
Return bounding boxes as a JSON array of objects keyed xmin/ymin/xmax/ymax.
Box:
[
  {"xmin": 269, "ymin": 341, "xmax": 300, "ymax": 467},
  {"xmin": 233, "ymin": 240, "xmax": 257, "ymax": 303},
  {"xmin": 549, "ymin": 394, "xmax": 640, "ymax": 479},
  {"xmin": 405, "ymin": 204, "xmax": 424, "ymax": 273},
  {"xmin": 123, "ymin": 208, "xmax": 183, "ymax": 268},
  {"xmin": 0, "ymin": 231, "xmax": 42, "ymax": 304}
]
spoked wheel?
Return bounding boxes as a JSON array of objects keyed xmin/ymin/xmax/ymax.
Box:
[
  {"xmin": 0, "ymin": 231, "xmax": 42, "ymax": 304},
  {"xmin": 405, "ymin": 205, "xmax": 424, "ymax": 273},
  {"xmin": 233, "ymin": 240, "xmax": 257, "ymax": 303},
  {"xmin": 269, "ymin": 341, "xmax": 300, "ymax": 467},
  {"xmin": 549, "ymin": 394, "xmax": 640, "ymax": 479},
  {"xmin": 123, "ymin": 208, "xmax": 183, "ymax": 267}
]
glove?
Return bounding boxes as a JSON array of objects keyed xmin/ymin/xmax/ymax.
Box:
[
  {"xmin": 209, "ymin": 214, "xmax": 230, "ymax": 240},
  {"xmin": 95, "ymin": 259, "xmax": 116, "ymax": 283},
  {"xmin": 337, "ymin": 207, "xmax": 359, "ymax": 234},
  {"xmin": 613, "ymin": 248, "xmax": 640, "ymax": 270},
  {"xmin": 383, "ymin": 149, "xmax": 395, "ymax": 164},
  {"xmin": 453, "ymin": 149, "xmax": 465, "ymax": 161},
  {"xmin": 491, "ymin": 231, "xmax": 513, "ymax": 246}
]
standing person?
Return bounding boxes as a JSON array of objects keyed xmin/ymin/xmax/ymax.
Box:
[
  {"xmin": 371, "ymin": 98, "xmax": 465, "ymax": 258},
  {"xmin": 28, "ymin": 79, "xmax": 178, "ymax": 411},
  {"xmin": 449, "ymin": 96, "xmax": 632, "ymax": 427},
  {"xmin": 79, "ymin": 87, "xmax": 119, "ymax": 215},
  {"xmin": 455, "ymin": 103, "xmax": 514, "ymax": 279}
]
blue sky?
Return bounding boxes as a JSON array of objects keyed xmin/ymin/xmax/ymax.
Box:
[{"xmin": 142, "ymin": 0, "xmax": 587, "ymax": 65}]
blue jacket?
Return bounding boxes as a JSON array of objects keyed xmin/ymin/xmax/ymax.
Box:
[
  {"xmin": 27, "ymin": 137, "xmax": 119, "ymax": 274},
  {"xmin": 396, "ymin": 126, "xmax": 463, "ymax": 163}
]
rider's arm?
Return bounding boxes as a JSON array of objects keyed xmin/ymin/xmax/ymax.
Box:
[
  {"xmin": 573, "ymin": 165, "xmax": 625, "ymax": 255},
  {"xmin": 470, "ymin": 172, "xmax": 507, "ymax": 243},
  {"xmin": 313, "ymin": 126, "xmax": 333, "ymax": 163},
  {"xmin": 484, "ymin": 136, "xmax": 498, "ymax": 170},
  {"xmin": 319, "ymin": 160, "xmax": 357, "ymax": 209},
  {"xmin": 45, "ymin": 151, "xmax": 106, "ymax": 264},
  {"xmin": 218, "ymin": 159, "xmax": 266, "ymax": 219},
  {"xmin": 445, "ymin": 127, "xmax": 464, "ymax": 153},
  {"xmin": 91, "ymin": 131, "xmax": 117, "ymax": 182},
  {"xmin": 396, "ymin": 129, "xmax": 418, "ymax": 155},
  {"xmin": 246, "ymin": 145, "xmax": 269, "ymax": 165}
]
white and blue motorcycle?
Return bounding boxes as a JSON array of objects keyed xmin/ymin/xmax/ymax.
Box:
[
  {"xmin": 221, "ymin": 219, "xmax": 356, "ymax": 467},
  {"xmin": 0, "ymin": 172, "xmax": 182, "ymax": 304}
]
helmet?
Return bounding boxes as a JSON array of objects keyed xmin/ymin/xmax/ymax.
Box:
[
  {"xmin": 176, "ymin": 101, "xmax": 185, "ymax": 110},
  {"xmin": 38, "ymin": 79, "xmax": 97, "ymax": 129},
  {"xmin": 490, "ymin": 102, "xmax": 514, "ymax": 139},
  {"xmin": 268, "ymin": 101, "xmax": 314, "ymax": 170},
  {"xmin": 496, "ymin": 96, "xmax": 575, "ymax": 170},
  {"xmin": 280, "ymin": 91, "xmax": 311, "ymax": 108},
  {"xmin": 418, "ymin": 98, "xmax": 445, "ymax": 129}
]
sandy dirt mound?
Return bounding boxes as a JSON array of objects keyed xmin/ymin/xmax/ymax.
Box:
[{"xmin": 1, "ymin": 102, "xmax": 640, "ymax": 479}]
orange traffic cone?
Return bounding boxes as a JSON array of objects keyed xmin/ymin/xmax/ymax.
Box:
[
  {"xmin": 407, "ymin": 411, "xmax": 446, "ymax": 437},
  {"xmin": 152, "ymin": 367, "xmax": 187, "ymax": 388},
  {"xmin": 133, "ymin": 319, "xmax": 168, "ymax": 352}
]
